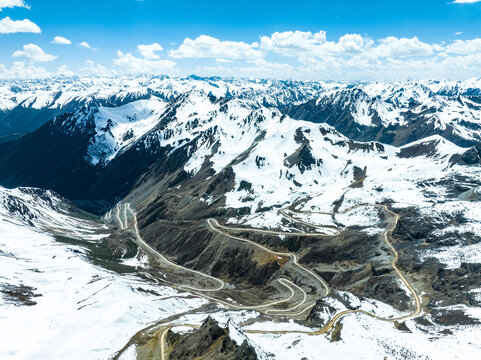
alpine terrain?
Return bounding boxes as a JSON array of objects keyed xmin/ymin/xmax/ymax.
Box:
[{"xmin": 0, "ymin": 75, "xmax": 480, "ymax": 360}]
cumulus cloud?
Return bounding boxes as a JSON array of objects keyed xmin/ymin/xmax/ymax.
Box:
[
  {"xmin": 106, "ymin": 31, "xmax": 481, "ymax": 80},
  {"xmin": 260, "ymin": 30, "xmax": 373, "ymax": 58},
  {"xmin": 169, "ymin": 35, "xmax": 261, "ymax": 59},
  {"xmin": 373, "ymin": 36, "xmax": 435, "ymax": 57},
  {"xmin": 57, "ymin": 64, "xmax": 75, "ymax": 77},
  {"xmin": 445, "ymin": 39, "xmax": 481, "ymax": 54},
  {"xmin": 452, "ymin": 0, "xmax": 481, "ymax": 3},
  {"xmin": 260, "ymin": 30, "xmax": 327, "ymax": 54},
  {"xmin": 52, "ymin": 36, "xmax": 71, "ymax": 45},
  {"xmin": 0, "ymin": 0, "xmax": 30, "ymax": 11},
  {"xmin": 114, "ymin": 51, "xmax": 176, "ymax": 74},
  {"xmin": 5, "ymin": 28, "xmax": 480, "ymax": 81},
  {"xmin": 0, "ymin": 61, "xmax": 50, "ymax": 80},
  {"xmin": 12, "ymin": 44, "xmax": 57, "ymax": 62},
  {"xmin": 214, "ymin": 31, "xmax": 481, "ymax": 80},
  {"xmin": 0, "ymin": 16, "xmax": 40, "ymax": 34},
  {"xmin": 80, "ymin": 60, "xmax": 112, "ymax": 76},
  {"xmin": 80, "ymin": 41, "xmax": 95, "ymax": 50},
  {"xmin": 336, "ymin": 34, "xmax": 370, "ymax": 53},
  {"xmin": 137, "ymin": 43, "xmax": 163, "ymax": 59}
]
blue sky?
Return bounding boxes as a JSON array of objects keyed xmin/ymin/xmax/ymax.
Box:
[{"xmin": 1, "ymin": 0, "xmax": 481, "ymax": 80}]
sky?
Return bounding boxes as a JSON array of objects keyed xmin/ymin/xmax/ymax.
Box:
[{"xmin": 1, "ymin": 0, "xmax": 481, "ymax": 81}]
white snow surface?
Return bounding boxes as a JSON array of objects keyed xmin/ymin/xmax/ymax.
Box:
[
  {"xmin": 87, "ymin": 98, "xmax": 166, "ymax": 165},
  {"xmin": 0, "ymin": 187, "xmax": 206, "ymax": 359},
  {"xmin": 3, "ymin": 76, "xmax": 481, "ymax": 145},
  {"xmin": 136, "ymin": 296, "xmax": 481, "ymax": 360}
]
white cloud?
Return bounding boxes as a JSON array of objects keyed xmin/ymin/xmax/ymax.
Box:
[
  {"xmin": 114, "ymin": 51, "xmax": 176, "ymax": 74},
  {"xmin": 137, "ymin": 43, "xmax": 163, "ymax": 59},
  {"xmin": 335, "ymin": 34, "xmax": 372, "ymax": 53},
  {"xmin": 452, "ymin": 0, "xmax": 481, "ymax": 3},
  {"xmin": 3, "ymin": 28, "xmax": 479, "ymax": 81},
  {"xmin": 0, "ymin": 16, "xmax": 40, "ymax": 34},
  {"xmin": 455, "ymin": 32, "xmax": 464, "ymax": 36},
  {"xmin": 260, "ymin": 30, "xmax": 327, "ymax": 54},
  {"xmin": 106, "ymin": 31, "xmax": 481, "ymax": 80},
  {"xmin": 0, "ymin": 61, "xmax": 50, "ymax": 80},
  {"xmin": 445, "ymin": 39, "xmax": 481, "ymax": 54},
  {"xmin": 260, "ymin": 31, "xmax": 373, "ymax": 58},
  {"xmin": 169, "ymin": 35, "xmax": 262, "ymax": 59},
  {"xmin": 0, "ymin": 0, "xmax": 30, "ymax": 11},
  {"xmin": 373, "ymin": 36, "xmax": 435, "ymax": 57},
  {"xmin": 260, "ymin": 31, "xmax": 439, "ymax": 60},
  {"xmin": 57, "ymin": 64, "xmax": 74, "ymax": 77},
  {"xmin": 12, "ymin": 44, "xmax": 57, "ymax": 63},
  {"xmin": 80, "ymin": 41, "xmax": 95, "ymax": 50},
  {"xmin": 52, "ymin": 36, "xmax": 71, "ymax": 45},
  {"xmin": 80, "ymin": 60, "xmax": 112, "ymax": 76}
]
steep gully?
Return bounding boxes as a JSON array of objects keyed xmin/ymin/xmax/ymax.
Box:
[{"xmin": 108, "ymin": 199, "xmax": 421, "ymax": 353}]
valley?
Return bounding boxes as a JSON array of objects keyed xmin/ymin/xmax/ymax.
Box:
[
  {"xmin": 112, "ymin": 198, "xmax": 424, "ymax": 360},
  {"xmin": 0, "ymin": 76, "xmax": 480, "ymax": 359}
]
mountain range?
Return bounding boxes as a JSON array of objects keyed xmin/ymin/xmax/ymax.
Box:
[{"xmin": 0, "ymin": 75, "xmax": 480, "ymax": 360}]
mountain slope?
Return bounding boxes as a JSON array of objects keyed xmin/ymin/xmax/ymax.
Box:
[
  {"xmin": 0, "ymin": 75, "xmax": 336, "ymax": 137},
  {"xmin": 0, "ymin": 88, "xmax": 476, "ymax": 213},
  {"xmin": 285, "ymin": 79, "xmax": 481, "ymax": 147}
]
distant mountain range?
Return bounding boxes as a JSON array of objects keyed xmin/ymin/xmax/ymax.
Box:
[
  {"xmin": 1, "ymin": 76, "xmax": 480, "ymax": 147},
  {"xmin": 0, "ymin": 80, "xmax": 478, "ymax": 213}
]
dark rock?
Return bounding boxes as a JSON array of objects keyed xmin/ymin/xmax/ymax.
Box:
[{"xmin": 165, "ymin": 317, "xmax": 259, "ymax": 360}]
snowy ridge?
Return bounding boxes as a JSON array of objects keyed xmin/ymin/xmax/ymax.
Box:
[
  {"xmin": 0, "ymin": 75, "xmax": 338, "ymax": 113},
  {"xmin": 87, "ymin": 98, "xmax": 167, "ymax": 165},
  {"xmin": 127, "ymin": 90, "xmax": 467, "ymax": 217},
  {"xmin": 2, "ymin": 75, "xmax": 481, "ymax": 146},
  {"xmin": 310, "ymin": 79, "xmax": 481, "ymax": 144},
  {"xmin": 227, "ymin": 319, "xmax": 269, "ymax": 360},
  {"xmin": 0, "ymin": 187, "xmax": 100, "ymax": 235}
]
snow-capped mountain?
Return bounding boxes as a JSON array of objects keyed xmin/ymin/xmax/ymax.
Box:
[
  {"xmin": 0, "ymin": 75, "xmax": 338, "ymax": 137},
  {"xmin": 1, "ymin": 76, "xmax": 480, "ymax": 360},
  {"xmin": 3, "ymin": 75, "xmax": 481, "ymax": 148},
  {"xmin": 66, "ymin": 97, "xmax": 167, "ymax": 166},
  {"xmin": 0, "ymin": 88, "xmax": 478, "ymax": 209},
  {"xmin": 286, "ymin": 79, "xmax": 481, "ymax": 147}
]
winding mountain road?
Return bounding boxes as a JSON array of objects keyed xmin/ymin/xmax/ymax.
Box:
[
  {"xmin": 124, "ymin": 204, "xmax": 224, "ymax": 292},
  {"xmin": 118, "ymin": 203, "xmax": 313, "ymax": 315},
  {"xmin": 207, "ymin": 218, "xmax": 330, "ymax": 297},
  {"xmin": 245, "ymin": 204, "xmax": 422, "ymax": 336},
  {"xmin": 111, "ymin": 200, "xmax": 421, "ymax": 349}
]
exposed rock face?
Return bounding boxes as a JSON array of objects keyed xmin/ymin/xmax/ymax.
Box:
[
  {"xmin": 450, "ymin": 145, "xmax": 481, "ymax": 165},
  {"xmin": 138, "ymin": 317, "xmax": 259, "ymax": 360},
  {"xmin": 284, "ymin": 84, "xmax": 481, "ymax": 147},
  {"xmin": 168, "ymin": 318, "xmax": 258, "ymax": 360},
  {"xmin": 0, "ymin": 284, "xmax": 41, "ymax": 306}
]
